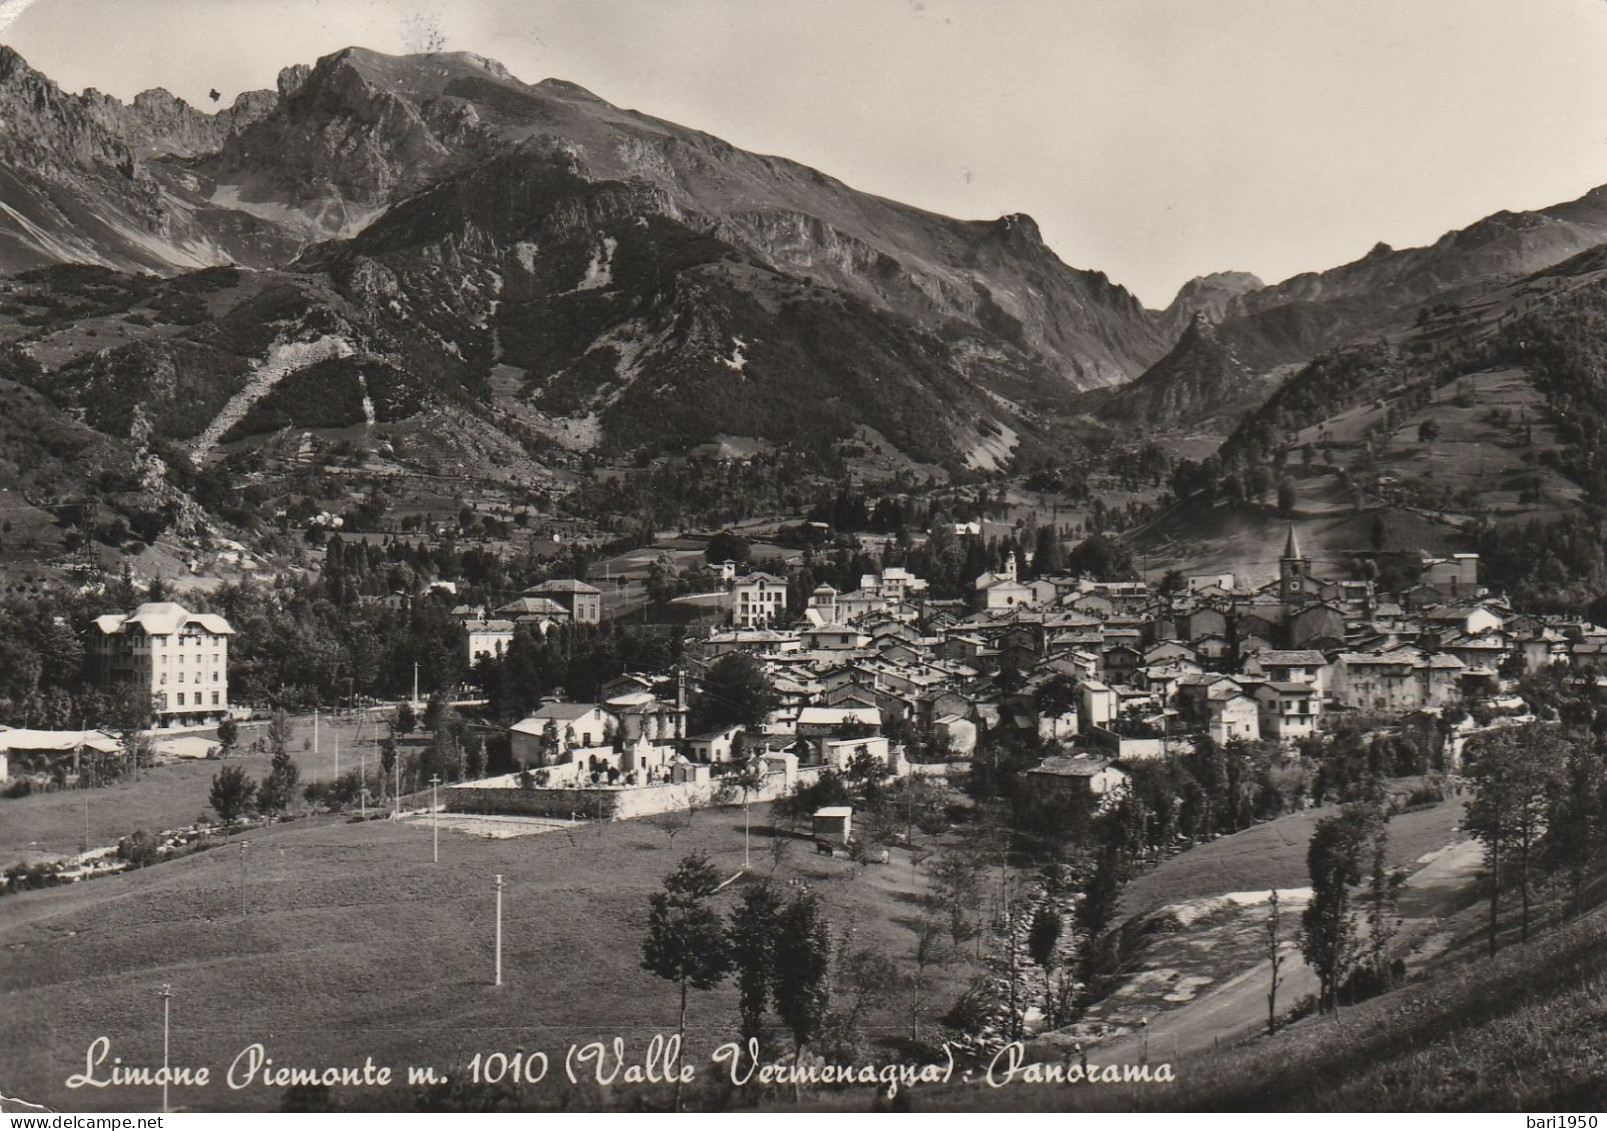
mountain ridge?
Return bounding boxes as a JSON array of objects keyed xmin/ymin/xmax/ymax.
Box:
[{"xmin": 9, "ymin": 44, "xmax": 1607, "ymax": 486}]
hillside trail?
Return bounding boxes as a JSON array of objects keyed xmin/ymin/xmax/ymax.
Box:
[{"xmin": 1086, "ymin": 837, "xmax": 1484, "ymax": 1066}]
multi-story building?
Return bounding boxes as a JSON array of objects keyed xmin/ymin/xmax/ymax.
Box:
[
  {"xmin": 524, "ymin": 579, "xmax": 603, "ymax": 624},
  {"xmin": 1252, "ymin": 681, "xmax": 1321, "ymax": 743},
  {"xmin": 88, "ymin": 602, "xmax": 235, "ymax": 726},
  {"xmin": 464, "ymin": 619, "xmax": 516, "ymax": 664},
  {"xmin": 732, "ymin": 572, "xmax": 787, "ymax": 627}
]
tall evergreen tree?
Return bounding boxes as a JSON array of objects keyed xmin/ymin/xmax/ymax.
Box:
[
  {"xmin": 772, "ymin": 888, "xmax": 832, "ymax": 1052},
  {"xmin": 642, "ymin": 852, "xmax": 731, "ymax": 1096},
  {"xmin": 1299, "ymin": 804, "xmax": 1372, "ymax": 1011},
  {"xmin": 727, "ymin": 882, "xmax": 785, "ymax": 1043}
]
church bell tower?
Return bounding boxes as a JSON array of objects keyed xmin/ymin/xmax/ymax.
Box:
[{"xmin": 1279, "ymin": 525, "xmax": 1310, "ymax": 604}]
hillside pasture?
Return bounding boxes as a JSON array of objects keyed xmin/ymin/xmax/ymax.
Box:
[
  {"xmin": 1119, "ymin": 797, "xmax": 1467, "ymax": 916},
  {"xmin": 0, "ymin": 712, "xmax": 391, "ymax": 863},
  {"xmin": 1373, "ymin": 367, "xmax": 1580, "ymax": 520},
  {"xmin": 0, "ymin": 799, "xmax": 976, "ymax": 1113}
]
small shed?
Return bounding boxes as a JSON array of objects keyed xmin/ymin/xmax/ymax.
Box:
[{"xmin": 812, "ymin": 805, "xmax": 853, "ymax": 845}]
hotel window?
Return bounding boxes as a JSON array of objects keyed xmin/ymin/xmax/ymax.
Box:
[
  {"xmin": 177, "ymin": 692, "xmax": 186, "ymax": 706},
  {"xmin": 211, "ymin": 692, "xmax": 220, "ymax": 706}
]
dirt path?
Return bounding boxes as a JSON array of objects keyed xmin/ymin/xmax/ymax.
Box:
[{"xmin": 1090, "ymin": 837, "xmax": 1485, "ymax": 1064}]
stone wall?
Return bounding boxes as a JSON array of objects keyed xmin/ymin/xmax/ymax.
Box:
[{"xmin": 445, "ymin": 766, "xmax": 813, "ymax": 822}]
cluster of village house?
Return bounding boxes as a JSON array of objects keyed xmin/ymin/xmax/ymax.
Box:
[
  {"xmin": 422, "ymin": 528, "xmax": 1605, "ymax": 809},
  {"xmin": 8, "ymin": 529, "xmax": 1607, "ymax": 808}
]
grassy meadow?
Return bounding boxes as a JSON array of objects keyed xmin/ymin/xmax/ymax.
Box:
[{"xmin": 0, "ymin": 800, "xmax": 977, "ymax": 1113}]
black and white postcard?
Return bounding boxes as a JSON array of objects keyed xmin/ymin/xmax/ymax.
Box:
[{"xmin": 2, "ymin": 0, "xmax": 1606, "ymax": 1119}]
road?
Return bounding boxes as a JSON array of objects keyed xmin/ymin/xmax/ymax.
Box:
[{"xmin": 1090, "ymin": 838, "xmax": 1485, "ymax": 1064}]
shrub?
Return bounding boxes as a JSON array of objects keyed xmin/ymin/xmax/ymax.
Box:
[{"xmin": 117, "ymin": 829, "xmax": 162, "ymax": 870}]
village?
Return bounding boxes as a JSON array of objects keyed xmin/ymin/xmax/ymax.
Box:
[
  {"xmin": 4, "ymin": 499, "xmax": 1606, "ymax": 1114},
  {"xmin": 2, "ymin": 517, "xmax": 1587, "ymax": 844}
]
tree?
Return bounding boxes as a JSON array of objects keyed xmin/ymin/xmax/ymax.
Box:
[
  {"xmin": 1026, "ymin": 904, "xmax": 1063, "ymax": 1022},
  {"xmin": 423, "ymin": 690, "xmax": 454, "ymax": 733},
  {"xmin": 705, "ymin": 531, "xmax": 751, "ymax": 566},
  {"xmin": 1276, "ymin": 476, "xmax": 1299, "ymax": 517},
  {"xmin": 464, "ymin": 735, "xmax": 487, "ymax": 781},
  {"xmin": 1032, "ymin": 675, "xmax": 1080, "ymax": 720},
  {"xmin": 1032, "ymin": 524, "xmax": 1065, "ymax": 575},
  {"xmin": 1363, "ymin": 815, "xmax": 1405, "ymax": 990},
  {"xmin": 641, "ymin": 852, "xmax": 731, "ymax": 1101},
  {"xmin": 1464, "ymin": 725, "xmax": 1565, "ymax": 952},
  {"xmin": 1265, "ymin": 889, "xmax": 1285, "ymax": 1034},
  {"xmin": 1548, "ymin": 735, "xmax": 1605, "ymax": 918},
  {"xmin": 258, "ymin": 747, "xmax": 302, "ymax": 817},
  {"xmin": 691, "ymin": 653, "xmax": 777, "ymax": 732},
  {"xmin": 1064, "ymin": 533, "xmax": 1136, "ymax": 580},
  {"xmin": 1299, "ymin": 805, "xmax": 1371, "ymax": 1011},
  {"xmin": 772, "ymin": 887, "xmax": 832, "ymax": 1053},
  {"xmin": 266, "ymin": 708, "xmax": 294, "ymax": 758},
  {"xmin": 209, "ymin": 764, "xmax": 257, "ymax": 823},
  {"xmin": 1418, "ymin": 418, "xmax": 1441, "ymax": 443},
  {"xmin": 216, "ymin": 717, "xmax": 240, "ymax": 753},
  {"xmin": 395, "ymin": 701, "xmax": 418, "ymax": 735},
  {"xmin": 844, "ymin": 745, "xmax": 892, "ymax": 795},
  {"xmin": 727, "ymin": 881, "xmax": 785, "ymax": 1043},
  {"xmin": 906, "ymin": 914, "xmax": 948, "ymax": 1042},
  {"xmin": 117, "ymin": 829, "xmax": 161, "ymax": 870},
  {"xmin": 1077, "ymin": 847, "xmax": 1128, "ymax": 960},
  {"xmin": 926, "ymin": 847, "xmax": 985, "ymax": 951}
]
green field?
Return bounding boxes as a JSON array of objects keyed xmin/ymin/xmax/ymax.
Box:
[
  {"xmin": 0, "ymin": 801, "xmax": 977, "ymax": 1113},
  {"xmin": 1, "ymin": 713, "xmax": 393, "ymax": 863},
  {"xmin": 1119, "ymin": 797, "xmax": 1467, "ymax": 915}
]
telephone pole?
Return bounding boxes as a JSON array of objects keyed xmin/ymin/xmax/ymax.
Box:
[
  {"xmin": 430, "ymin": 774, "xmax": 442, "ymax": 863},
  {"xmin": 160, "ymin": 983, "xmax": 173, "ymax": 1114},
  {"xmin": 494, "ymin": 874, "xmax": 506, "ymax": 987},
  {"xmin": 238, "ymin": 841, "xmax": 248, "ymax": 918}
]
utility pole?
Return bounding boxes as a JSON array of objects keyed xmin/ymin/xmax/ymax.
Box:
[
  {"xmin": 313, "ymin": 707, "xmax": 319, "ymax": 757},
  {"xmin": 413, "ymin": 662, "xmax": 420, "ymax": 708},
  {"xmin": 238, "ymin": 841, "xmax": 248, "ymax": 918},
  {"xmin": 494, "ymin": 874, "xmax": 505, "ymax": 987},
  {"xmin": 431, "ymin": 775, "xmax": 442, "ymax": 863},
  {"xmin": 394, "ymin": 753, "xmax": 402, "ymax": 817},
  {"xmin": 160, "ymin": 983, "xmax": 172, "ymax": 1114},
  {"xmin": 334, "ymin": 735, "xmax": 340, "ymax": 787},
  {"xmin": 360, "ymin": 746, "xmax": 368, "ymax": 821}
]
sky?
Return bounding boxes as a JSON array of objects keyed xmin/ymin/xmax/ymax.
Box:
[{"xmin": 5, "ymin": 0, "xmax": 1607, "ymax": 308}]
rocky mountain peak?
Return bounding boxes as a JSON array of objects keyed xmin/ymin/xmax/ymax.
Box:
[
  {"xmin": 276, "ymin": 64, "xmax": 311, "ymax": 100},
  {"xmin": 988, "ymin": 212, "xmax": 1045, "ymax": 250},
  {"xmin": 1160, "ymin": 270, "xmax": 1264, "ymax": 338},
  {"xmin": 534, "ymin": 77, "xmax": 605, "ymax": 101}
]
